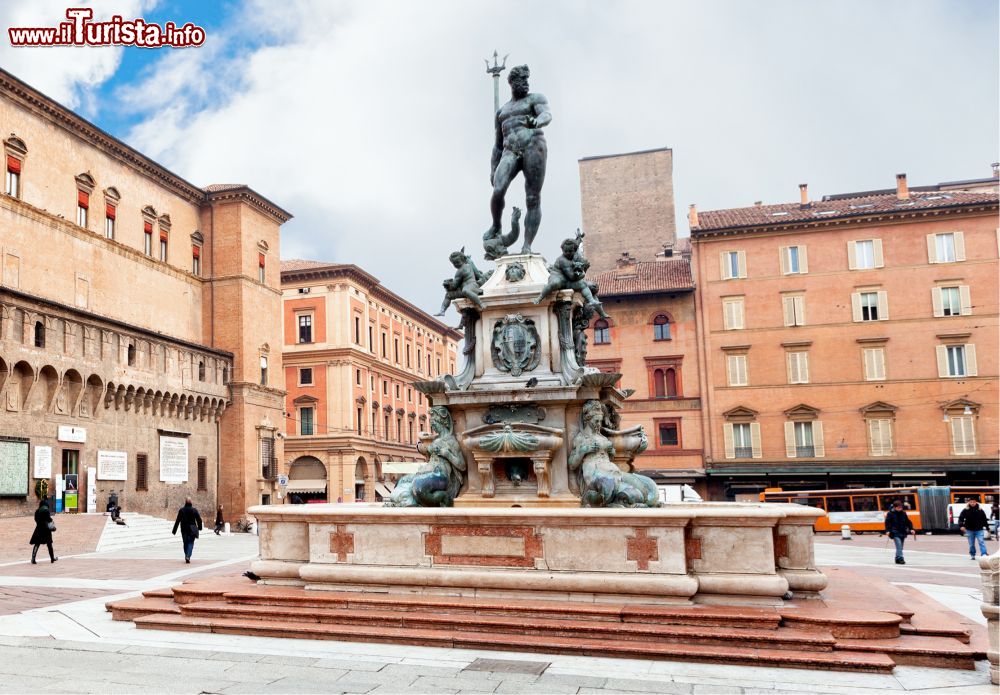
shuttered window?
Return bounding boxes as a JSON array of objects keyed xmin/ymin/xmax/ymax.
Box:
[
  {"xmin": 950, "ymin": 416, "xmax": 976, "ymax": 455},
  {"xmin": 720, "ymin": 250, "xmax": 747, "ymax": 280},
  {"xmin": 197, "ymin": 457, "xmax": 207, "ymax": 491},
  {"xmin": 779, "ymin": 245, "xmax": 808, "ymax": 275},
  {"xmin": 927, "ymin": 232, "xmax": 965, "ymax": 264},
  {"xmin": 722, "ymin": 297, "xmax": 745, "ymax": 330},
  {"xmin": 931, "ymin": 285, "xmax": 971, "ymax": 317},
  {"xmin": 937, "ymin": 344, "xmax": 977, "ymax": 378},
  {"xmin": 867, "ymin": 419, "xmax": 894, "ymax": 456},
  {"xmin": 724, "ymin": 422, "xmax": 761, "ymax": 459},
  {"xmin": 848, "ymin": 239, "xmax": 883, "ymax": 270},
  {"xmin": 786, "ymin": 352, "xmax": 809, "ymax": 384},
  {"xmin": 782, "ymin": 295, "xmax": 806, "ymax": 327},
  {"xmin": 862, "ymin": 347, "xmax": 886, "ymax": 381},
  {"xmin": 727, "ymin": 354, "xmax": 748, "ymax": 387},
  {"xmin": 136, "ymin": 453, "xmax": 148, "ymax": 491}
]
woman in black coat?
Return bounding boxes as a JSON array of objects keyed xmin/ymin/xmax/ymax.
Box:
[{"xmin": 29, "ymin": 502, "xmax": 57, "ymax": 564}]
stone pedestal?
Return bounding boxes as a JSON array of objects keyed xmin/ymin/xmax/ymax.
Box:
[{"xmin": 981, "ymin": 551, "xmax": 999, "ymax": 684}]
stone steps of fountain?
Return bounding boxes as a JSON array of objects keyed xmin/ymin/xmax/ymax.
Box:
[{"xmin": 127, "ymin": 611, "xmax": 897, "ymax": 673}]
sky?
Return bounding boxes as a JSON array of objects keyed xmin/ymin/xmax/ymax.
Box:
[{"xmin": 1, "ymin": 0, "xmax": 997, "ymax": 315}]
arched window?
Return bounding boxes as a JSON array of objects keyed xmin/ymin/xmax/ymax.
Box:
[
  {"xmin": 127, "ymin": 343, "xmax": 136, "ymax": 366},
  {"xmin": 198, "ymin": 361, "xmax": 205, "ymax": 381},
  {"xmin": 653, "ymin": 369, "xmax": 665, "ymax": 398},
  {"xmin": 665, "ymin": 368, "xmax": 677, "ymax": 398},
  {"xmin": 33, "ymin": 321, "xmax": 45, "ymax": 348},
  {"xmin": 653, "ymin": 314, "xmax": 671, "ymax": 341},
  {"xmin": 594, "ymin": 319, "xmax": 610, "ymax": 345}
]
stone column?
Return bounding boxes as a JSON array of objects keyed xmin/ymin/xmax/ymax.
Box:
[{"xmin": 980, "ymin": 551, "xmax": 999, "ymax": 684}]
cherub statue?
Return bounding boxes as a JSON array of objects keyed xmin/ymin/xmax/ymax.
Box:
[
  {"xmin": 483, "ymin": 206, "xmax": 521, "ymax": 261},
  {"xmin": 385, "ymin": 407, "xmax": 466, "ymax": 507},
  {"xmin": 568, "ymin": 400, "xmax": 659, "ymax": 508},
  {"xmin": 533, "ymin": 237, "xmax": 608, "ymax": 317},
  {"xmin": 435, "ymin": 248, "xmax": 487, "ymax": 316}
]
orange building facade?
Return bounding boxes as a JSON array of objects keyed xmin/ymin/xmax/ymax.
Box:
[
  {"xmin": 690, "ymin": 174, "xmax": 999, "ymax": 500},
  {"xmin": 0, "ymin": 69, "xmax": 289, "ymax": 518},
  {"xmin": 280, "ymin": 261, "xmax": 460, "ymax": 502},
  {"xmin": 586, "ymin": 254, "xmax": 705, "ymax": 491}
]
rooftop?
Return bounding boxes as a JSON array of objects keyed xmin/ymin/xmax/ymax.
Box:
[
  {"xmin": 693, "ymin": 188, "xmax": 997, "ymax": 234},
  {"xmin": 591, "ymin": 259, "xmax": 694, "ymax": 298},
  {"xmin": 578, "ymin": 146, "xmax": 672, "ymax": 163},
  {"xmin": 280, "ymin": 259, "xmax": 462, "ymax": 340}
]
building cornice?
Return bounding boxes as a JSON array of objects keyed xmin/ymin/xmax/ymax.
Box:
[
  {"xmin": 205, "ymin": 187, "xmax": 292, "ymax": 224},
  {"xmin": 690, "ymin": 202, "xmax": 998, "ymax": 240}
]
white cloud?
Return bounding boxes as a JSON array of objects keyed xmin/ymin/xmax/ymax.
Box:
[
  {"xmin": 0, "ymin": 0, "xmax": 156, "ymax": 112},
  {"xmin": 50, "ymin": 0, "xmax": 1000, "ymax": 313}
]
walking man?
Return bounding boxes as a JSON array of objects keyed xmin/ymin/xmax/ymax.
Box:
[
  {"xmin": 171, "ymin": 497, "xmax": 203, "ymax": 564},
  {"xmin": 884, "ymin": 499, "xmax": 914, "ymax": 564},
  {"xmin": 214, "ymin": 504, "xmax": 224, "ymax": 535},
  {"xmin": 958, "ymin": 498, "xmax": 989, "ymax": 560}
]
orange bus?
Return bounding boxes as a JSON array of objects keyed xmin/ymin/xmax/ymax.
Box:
[{"xmin": 759, "ymin": 486, "xmax": 998, "ymax": 533}]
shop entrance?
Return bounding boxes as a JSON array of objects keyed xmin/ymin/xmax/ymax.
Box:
[{"xmin": 62, "ymin": 449, "xmax": 79, "ymax": 513}]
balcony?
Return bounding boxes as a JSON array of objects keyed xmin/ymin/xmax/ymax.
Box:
[
  {"xmin": 796, "ymin": 445, "xmax": 815, "ymax": 458},
  {"xmin": 734, "ymin": 446, "xmax": 753, "ymax": 459}
]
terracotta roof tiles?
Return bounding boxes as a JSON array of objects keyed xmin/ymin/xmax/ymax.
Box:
[{"xmin": 592, "ymin": 259, "xmax": 694, "ymax": 297}]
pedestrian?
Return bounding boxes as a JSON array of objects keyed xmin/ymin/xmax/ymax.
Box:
[
  {"xmin": 958, "ymin": 498, "xmax": 989, "ymax": 560},
  {"xmin": 171, "ymin": 497, "xmax": 203, "ymax": 564},
  {"xmin": 29, "ymin": 500, "xmax": 58, "ymax": 564},
  {"xmin": 990, "ymin": 500, "xmax": 999, "ymax": 537},
  {"xmin": 214, "ymin": 504, "xmax": 224, "ymax": 535},
  {"xmin": 884, "ymin": 498, "xmax": 914, "ymax": 565}
]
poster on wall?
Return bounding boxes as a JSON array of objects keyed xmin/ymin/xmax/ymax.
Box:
[
  {"xmin": 34, "ymin": 446, "xmax": 52, "ymax": 479},
  {"xmin": 159, "ymin": 436, "xmax": 189, "ymax": 483},
  {"xmin": 97, "ymin": 451, "xmax": 128, "ymax": 481},
  {"xmin": 86, "ymin": 467, "xmax": 97, "ymax": 513},
  {"xmin": 0, "ymin": 437, "xmax": 29, "ymax": 497}
]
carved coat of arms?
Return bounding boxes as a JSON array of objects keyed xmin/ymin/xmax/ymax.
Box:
[{"xmin": 491, "ymin": 314, "xmax": 540, "ymax": 377}]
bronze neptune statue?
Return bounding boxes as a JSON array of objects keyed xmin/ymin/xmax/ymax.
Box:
[{"xmin": 488, "ymin": 65, "xmax": 551, "ymax": 255}]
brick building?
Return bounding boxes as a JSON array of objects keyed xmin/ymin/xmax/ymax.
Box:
[
  {"xmin": 280, "ymin": 260, "xmax": 460, "ymax": 503},
  {"xmin": 579, "ymin": 148, "xmax": 677, "ymax": 274},
  {"xmin": 586, "ymin": 249, "xmax": 705, "ymax": 493},
  {"xmin": 690, "ymin": 173, "xmax": 999, "ymax": 500},
  {"xmin": 0, "ymin": 69, "xmax": 290, "ymax": 519}
]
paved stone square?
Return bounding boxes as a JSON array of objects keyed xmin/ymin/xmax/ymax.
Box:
[{"xmin": 0, "ymin": 518, "xmax": 993, "ymax": 694}]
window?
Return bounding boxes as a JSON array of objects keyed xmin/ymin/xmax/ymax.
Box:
[
  {"xmin": 354, "ymin": 316, "xmax": 361, "ymax": 344},
  {"xmin": 159, "ymin": 231, "xmax": 168, "ymax": 262},
  {"xmin": 721, "ymin": 250, "xmax": 746, "ymax": 279},
  {"xmin": 928, "ymin": 232, "xmax": 965, "ymax": 263},
  {"xmin": 76, "ymin": 190, "xmax": 89, "ymax": 227},
  {"xmin": 852, "ymin": 290, "xmax": 887, "ymax": 322},
  {"xmin": 297, "ymin": 287, "xmax": 310, "ymax": 294},
  {"xmin": 932, "ymin": 285, "xmax": 970, "ymax": 317},
  {"xmin": 950, "ymin": 416, "xmax": 976, "ymax": 455},
  {"xmin": 593, "ymin": 319, "xmax": 610, "ymax": 344},
  {"xmin": 417, "ymin": 348, "xmax": 422, "ymax": 371},
  {"xmin": 780, "ymin": 245, "xmax": 807, "ymax": 275},
  {"xmin": 407, "ymin": 388, "xmax": 412, "ymax": 402},
  {"xmin": 260, "ymin": 355, "xmax": 268, "ymax": 386},
  {"xmin": 198, "ymin": 361, "xmax": 205, "ymax": 381},
  {"xmin": 867, "ymin": 419, "xmax": 894, "ymax": 456},
  {"xmin": 356, "ymin": 369, "xmax": 361, "ymax": 385},
  {"xmin": 849, "ymin": 239, "xmax": 883, "ymax": 270},
  {"xmin": 653, "ymin": 315, "xmax": 671, "ymax": 341},
  {"xmin": 260, "ymin": 436, "xmax": 275, "ymax": 478},
  {"xmin": 427, "ymin": 354, "xmax": 431, "ymax": 373},
  {"xmin": 437, "ymin": 358, "xmax": 441, "ymax": 374},
  {"xmin": 297, "ymin": 314, "xmax": 313, "ymax": 343},
  {"xmin": 938, "ymin": 344, "xmax": 977, "ymax": 378},
  {"xmin": 408, "ymin": 420, "xmax": 414, "ymax": 443},
  {"xmin": 136, "ymin": 453, "xmax": 148, "ymax": 491},
  {"xmin": 5, "ymin": 156, "xmax": 21, "ymax": 197},
  {"xmin": 406, "ymin": 344, "xmax": 411, "ymax": 367},
  {"xmin": 383, "ymin": 415, "xmax": 389, "ymax": 438},
  {"xmin": 397, "ymin": 417, "xmax": 402, "ymax": 442},
  {"xmin": 395, "ymin": 384, "xmax": 400, "ymax": 399},
  {"xmin": 368, "ymin": 325, "xmax": 374, "ymax": 351},
  {"xmin": 658, "ymin": 422, "xmax": 679, "ymax": 447},
  {"xmin": 862, "ymin": 347, "xmax": 886, "ymax": 381},
  {"xmin": 192, "ymin": 245, "xmax": 201, "ymax": 276},
  {"xmin": 127, "ymin": 343, "xmax": 136, "ymax": 366},
  {"xmin": 722, "ymin": 297, "xmax": 745, "ymax": 330},
  {"xmin": 381, "ymin": 332, "xmax": 387, "ymax": 358},
  {"xmin": 299, "ymin": 367, "xmax": 313, "ymax": 385},
  {"xmin": 784, "ymin": 420, "xmax": 825, "ymax": 458},
  {"xmin": 105, "ymin": 204, "xmax": 116, "ymax": 240},
  {"xmin": 370, "ymin": 375, "xmax": 374, "ymax": 389},
  {"xmin": 731, "ymin": 423, "xmax": 753, "ymax": 459},
  {"xmin": 33, "ymin": 321, "xmax": 44, "ymax": 348},
  {"xmin": 383, "ymin": 380, "xmax": 388, "ymax": 395},
  {"xmin": 258, "ymin": 253, "xmax": 266, "ymax": 283},
  {"xmin": 394, "ymin": 337, "xmax": 400, "ymax": 363},
  {"xmin": 222, "ymin": 367, "xmax": 229, "ymax": 384},
  {"xmin": 300, "ymin": 407, "xmax": 314, "ymax": 436},
  {"xmin": 786, "ymin": 352, "xmax": 809, "ymax": 384},
  {"xmin": 727, "ymin": 354, "xmax": 748, "ymax": 387},
  {"xmin": 782, "ymin": 295, "xmax": 805, "ymax": 327},
  {"xmin": 357, "ymin": 408, "xmax": 363, "ymax": 435},
  {"xmin": 143, "ymin": 221, "xmax": 153, "ymax": 256},
  {"xmin": 652, "ymin": 367, "xmax": 678, "ymax": 399},
  {"xmin": 197, "ymin": 457, "xmax": 207, "ymax": 491}
]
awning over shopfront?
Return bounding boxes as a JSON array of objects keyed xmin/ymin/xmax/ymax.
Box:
[
  {"xmin": 381, "ymin": 461, "xmax": 421, "ymax": 475},
  {"xmin": 374, "ymin": 482, "xmax": 393, "ymax": 499},
  {"xmin": 284, "ymin": 480, "xmax": 327, "ymax": 493}
]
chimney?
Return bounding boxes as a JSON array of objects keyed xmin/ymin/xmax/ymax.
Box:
[
  {"xmin": 799, "ymin": 183, "xmax": 809, "ymax": 208},
  {"xmin": 895, "ymin": 173, "xmax": 909, "ymax": 200},
  {"xmin": 753, "ymin": 201, "xmax": 762, "ymax": 207},
  {"xmin": 992, "ymin": 162, "xmax": 999, "ymax": 179},
  {"xmin": 688, "ymin": 204, "xmax": 699, "ymax": 228},
  {"xmin": 616, "ymin": 251, "xmax": 637, "ymax": 273}
]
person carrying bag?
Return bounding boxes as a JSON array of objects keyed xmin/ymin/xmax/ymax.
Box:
[{"xmin": 171, "ymin": 497, "xmax": 203, "ymax": 564}]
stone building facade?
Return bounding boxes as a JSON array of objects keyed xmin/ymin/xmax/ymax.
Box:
[
  {"xmin": 0, "ymin": 68, "xmax": 290, "ymax": 518},
  {"xmin": 280, "ymin": 260, "xmax": 461, "ymax": 503},
  {"xmin": 690, "ymin": 174, "xmax": 999, "ymax": 500},
  {"xmin": 578, "ymin": 147, "xmax": 676, "ymax": 274}
]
